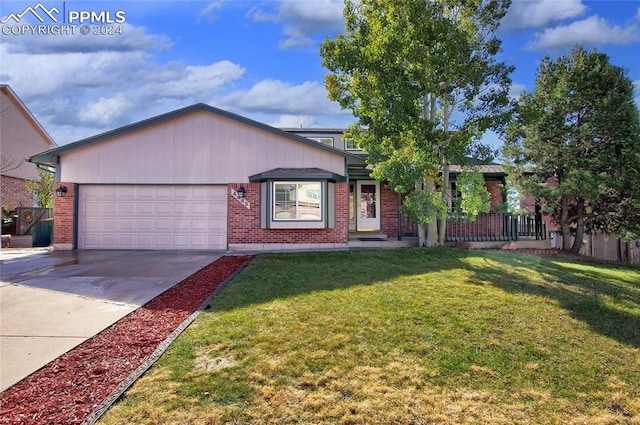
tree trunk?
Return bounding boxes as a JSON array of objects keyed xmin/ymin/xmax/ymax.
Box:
[
  {"xmin": 438, "ymin": 164, "xmax": 451, "ymax": 246},
  {"xmin": 571, "ymin": 199, "xmax": 585, "ymax": 254},
  {"xmin": 418, "ymin": 223, "xmax": 427, "ymax": 248},
  {"xmin": 424, "ymin": 176, "xmax": 438, "ymax": 247},
  {"xmin": 560, "ymin": 198, "xmax": 572, "ymax": 251},
  {"xmin": 426, "ymin": 221, "xmax": 438, "ymax": 247}
]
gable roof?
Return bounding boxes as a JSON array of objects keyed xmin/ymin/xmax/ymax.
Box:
[
  {"xmin": 0, "ymin": 84, "xmax": 56, "ymax": 148},
  {"xmin": 28, "ymin": 103, "xmax": 365, "ymax": 167}
]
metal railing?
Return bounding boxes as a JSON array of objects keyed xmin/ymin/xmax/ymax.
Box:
[
  {"xmin": 399, "ymin": 213, "xmax": 547, "ymax": 242},
  {"xmin": 446, "ymin": 213, "xmax": 518, "ymax": 242},
  {"xmin": 517, "ymin": 215, "xmax": 547, "ymax": 240}
]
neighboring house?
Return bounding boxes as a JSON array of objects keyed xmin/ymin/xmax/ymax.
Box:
[
  {"xmin": 0, "ymin": 84, "xmax": 57, "ymax": 210},
  {"xmin": 28, "ymin": 103, "xmax": 517, "ymax": 251}
]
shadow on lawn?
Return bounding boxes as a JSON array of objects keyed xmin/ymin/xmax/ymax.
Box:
[
  {"xmin": 458, "ymin": 252, "xmax": 640, "ymax": 348},
  {"xmin": 213, "ymin": 249, "xmax": 640, "ymax": 348}
]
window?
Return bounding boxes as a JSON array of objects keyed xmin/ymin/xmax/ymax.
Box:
[
  {"xmin": 309, "ymin": 137, "xmax": 334, "ymax": 147},
  {"xmin": 273, "ymin": 182, "xmax": 322, "ymax": 221},
  {"xmin": 344, "ymin": 138, "xmax": 359, "ymax": 150}
]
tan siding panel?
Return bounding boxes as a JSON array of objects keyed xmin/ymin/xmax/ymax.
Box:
[
  {"xmin": 60, "ymin": 111, "xmax": 345, "ymax": 184},
  {"xmin": 0, "ymin": 89, "xmax": 54, "ymax": 181}
]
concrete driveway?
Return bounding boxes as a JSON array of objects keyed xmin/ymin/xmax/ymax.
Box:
[{"xmin": 0, "ymin": 249, "xmax": 225, "ymax": 391}]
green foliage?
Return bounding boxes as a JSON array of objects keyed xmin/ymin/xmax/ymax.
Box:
[
  {"xmin": 455, "ymin": 168, "xmax": 491, "ymax": 220},
  {"xmin": 321, "ymin": 0, "xmax": 514, "ymax": 242},
  {"xmin": 401, "ymin": 189, "xmax": 449, "ymax": 225},
  {"xmin": 492, "ymin": 180, "xmax": 522, "ymax": 215},
  {"xmin": 2, "ymin": 205, "xmax": 12, "ymax": 226},
  {"xmin": 25, "ymin": 169, "xmax": 54, "ymax": 208},
  {"xmin": 504, "ymin": 46, "xmax": 640, "ymax": 247}
]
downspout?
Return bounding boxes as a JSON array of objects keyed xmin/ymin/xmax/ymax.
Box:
[{"xmin": 73, "ymin": 183, "xmax": 79, "ymax": 250}]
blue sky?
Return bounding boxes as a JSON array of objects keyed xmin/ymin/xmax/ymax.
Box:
[{"xmin": 1, "ymin": 0, "xmax": 639, "ymax": 150}]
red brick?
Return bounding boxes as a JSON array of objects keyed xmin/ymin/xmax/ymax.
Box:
[
  {"xmin": 53, "ymin": 182, "xmax": 75, "ymax": 245},
  {"xmin": 1, "ymin": 175, "xmax": 32, "ymax": 210},
  {"xmin": 227, "ymin": 183, "xmax": 349, "ymax": 244}
]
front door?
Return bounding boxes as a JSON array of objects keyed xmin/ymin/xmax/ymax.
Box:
[{"xmin": 356, "ymin": 181, "xmax": 380, "ymax": 231}]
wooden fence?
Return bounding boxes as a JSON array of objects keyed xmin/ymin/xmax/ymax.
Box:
[{"xmin": 554, "ymin": 231, "xmax": 640, "ymax": 265}]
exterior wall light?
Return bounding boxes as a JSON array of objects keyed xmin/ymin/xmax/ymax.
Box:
[
  {"xmin": 237, "ymin": 186, "xmax": 246, "ymax": 198},
  {"xmin": 55, "ymin": 185, "xmax": 68, "ymax": 197}
]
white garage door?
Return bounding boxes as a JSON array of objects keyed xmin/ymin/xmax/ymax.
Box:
[{"xmin": 78, "ymin": 185, "xmax": 227, "ymax": 250}]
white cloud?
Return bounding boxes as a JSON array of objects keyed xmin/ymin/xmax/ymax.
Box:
[
  {"xmin": 221, "ymin": 79, "xmax": 343, "ymax": 115},
  {"xmin": 248, "ymin": 0, "xmax": 344, "ymax": 49},
  {"xmin": 526, "ymin": 15, "xmax": 640, "ymax": 50},
  {"xmin": 509, "ymin": 83, "xmax": 527, "ymax": 100},
  {"xmin": 0, "ymin": 23, "xmax": 246, "ymax": 143},
  {"xmin": 634, "ymin": 80, "xmax": 640, "ymax": 110},
  {"xmin": 0, "ymin": 7, "xmax": 353, "ymax": 145},
  {"xmin": 501, "ymin": 0, "xmax": 586, "ymax": 31},
  {"xmin": 71, "ymin": 61, "xmax": 245, "ymax": 127},
  {"xmin": 268, "ymin": 114, "xmax": 319, "ymax": 128},
  {"xmin": 146, "ymin": 61, "xmax": 245, "ymax": 99},
  {"xmin": 77, "ymin": 94, "xmax": 132, "ymax": 126},
  {"xmin": 197, "ymin": 2, "xmax": 224, "ymax": 24}
]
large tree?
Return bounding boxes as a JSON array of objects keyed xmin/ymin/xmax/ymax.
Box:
[
  {"xmin": 504, "ymin": 46, "xmax": 640, "ymax": 253},
  {"xmin": 321, "ymin": 0, "xmax": 513, "ymax": 246}
]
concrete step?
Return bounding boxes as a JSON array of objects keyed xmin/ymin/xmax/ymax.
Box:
[
  {"xmin": 349, "ymin": 233, "xmax": 388, "ymax": 241},
  {"xmin": 348, "ymin": 237, "xmax": 419, "ymax": 249}
]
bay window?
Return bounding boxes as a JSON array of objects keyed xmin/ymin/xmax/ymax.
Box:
[{"xmin": 273, "ymin": 182, "xmax": 322, "ymax": 221}]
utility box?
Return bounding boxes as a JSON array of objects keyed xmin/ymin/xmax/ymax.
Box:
[{"xmin": 32, "ymin": 218, "xmax": 54, "ymax": 247}]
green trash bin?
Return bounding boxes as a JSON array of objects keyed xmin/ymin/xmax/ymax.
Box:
[{"xmin": 32, "ymin": 218, "xmax": 54, "ymax": 247}]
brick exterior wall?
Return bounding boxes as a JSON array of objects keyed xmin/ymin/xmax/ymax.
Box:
[
  {"xmin": 1, "ymin": 175, "xmax": 32, "ymax": 209},
  {"xmin": 380, "ymin": 182, "xmax": 399, "ymax": 238},
  {"xmin": 485, "ymin": 180, "xmax": 504, "ymax": 212},
  {"xmin": 53, "ymin": 182, "xmax": 76, "ymax": 248},
  {"xmin": 228, "ymin": 182, "xmax": 349, "ymax": 245}
]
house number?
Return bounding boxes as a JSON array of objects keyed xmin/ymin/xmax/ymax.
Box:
[{"xmin": 230, "ymin": 188, "xmax": 250, "ymax": 210}]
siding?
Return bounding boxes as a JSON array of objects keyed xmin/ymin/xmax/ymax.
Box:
[
  {"xmin": 0, "ymin": 88, "xmax": 54, "ymax": 181},
  {"xmin": 59, "ymin": 111, "xmax": 345, "ymax": 184}
]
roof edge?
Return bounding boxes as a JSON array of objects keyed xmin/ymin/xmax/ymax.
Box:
[
  {"xmin": 1, "ymin": 84, "xmax": 57, "ymax": 147},
  {"xmin": 27, "ymin": 103, "xmax": 366, "ymax": 166}
]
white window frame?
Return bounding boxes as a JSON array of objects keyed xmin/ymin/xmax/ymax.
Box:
[
  {"xmin": 308, "ymin": 137, "xmax": 334, "ymax": 147},
  {"xmin": 344, "ymin": 137, "xmax": 359, "ymax": 150},
  {"xmin": 272, "ymin": 181, "xmax": 323, "ymax": 221}
]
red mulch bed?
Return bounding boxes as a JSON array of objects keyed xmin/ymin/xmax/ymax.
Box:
[{"xmin": 0, "ymin": 255, "xmax": 252, "ymax": 425}]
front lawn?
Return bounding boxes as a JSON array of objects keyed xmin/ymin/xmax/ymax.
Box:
[{"xmin": 100, "ymin": 249, "xmax": 640, "ymax": 424}]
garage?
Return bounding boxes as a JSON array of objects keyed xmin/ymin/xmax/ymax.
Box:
[{"xmin": 78, "ymin": 185, "xmax": 227, "ymax": 250}]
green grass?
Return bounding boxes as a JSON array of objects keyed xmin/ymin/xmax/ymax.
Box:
[{"xmin": 100, "ymin": 249, "xmax": 640, "ymax": 424}]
